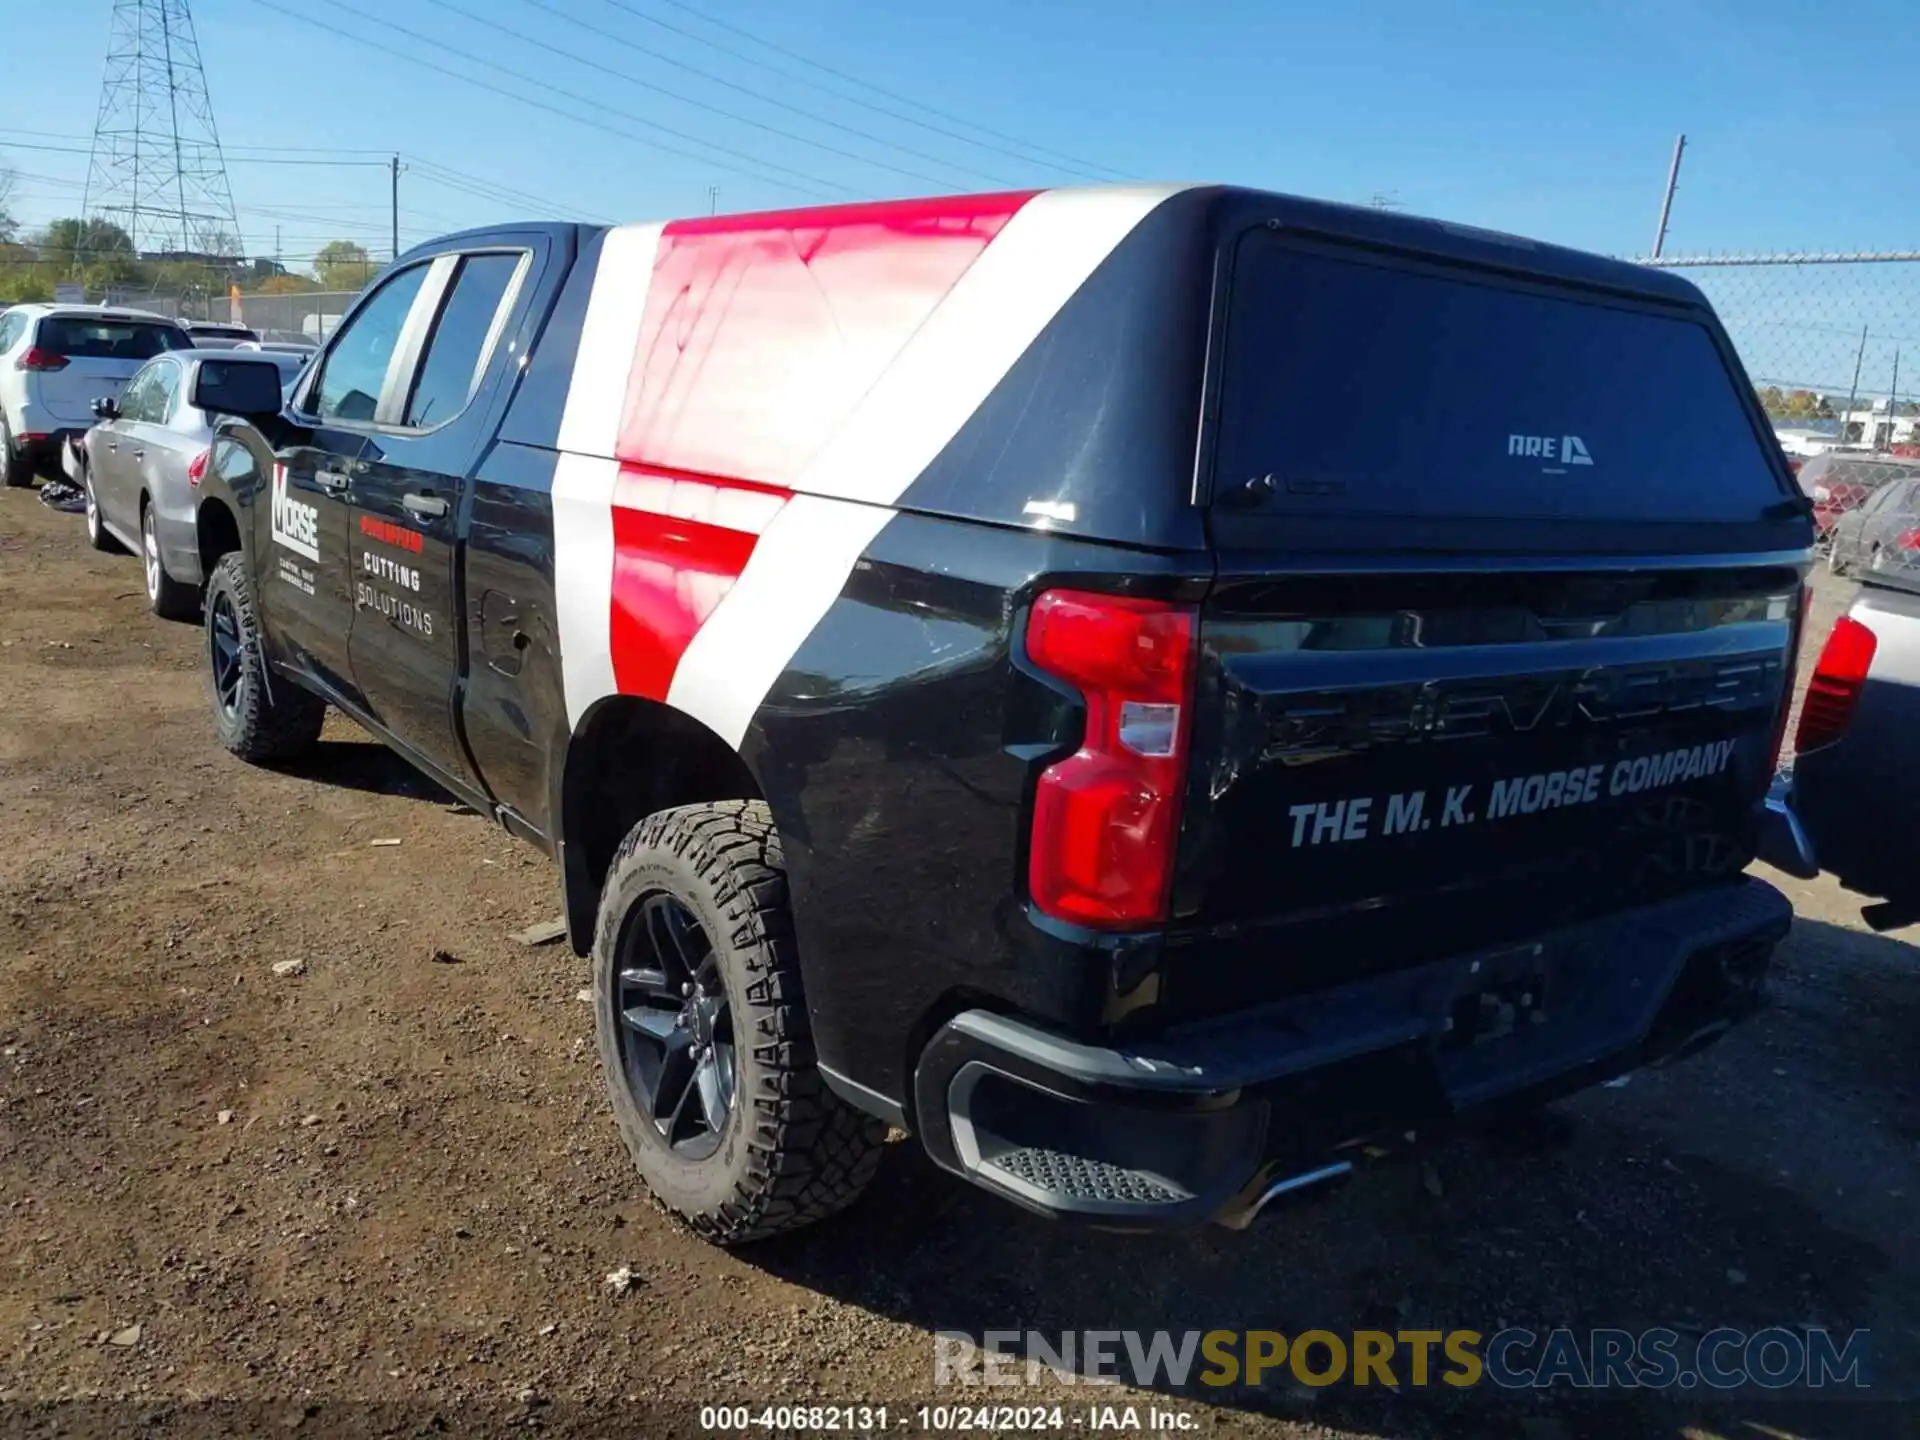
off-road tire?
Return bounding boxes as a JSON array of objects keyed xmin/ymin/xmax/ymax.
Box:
[
  {"xmin": 204, "ymin": 551, "xmax": 325, "ymax": 763},
  {"xmin": 0, "ymin": 422, "xmax": 24, "ymax": 487},
  {"xmin": 593, "ymin": 800, "xmax": 887, "ymax": 1245},
  {"xmin": 143, "ymin": 501, "xmax": 200, "ymax": 621}
]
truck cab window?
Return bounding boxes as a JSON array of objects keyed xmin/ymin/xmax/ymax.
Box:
[{"xmin": 314, "ymin": 265, "xmax": 429, "ymax": 425}]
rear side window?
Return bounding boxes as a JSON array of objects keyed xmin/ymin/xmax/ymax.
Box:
[
  {"xmin": 1215, "ymin": 238, "xmax": 1786, "ymax": 522},
  {"xmin": 405, "ymin": 252, "xmax": 522, "ymax": 427},
  {"xmin": 36, "ymin": 317, "xmax": 186, "ymax": 361}
]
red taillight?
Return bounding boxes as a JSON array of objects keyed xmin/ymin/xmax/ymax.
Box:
[
  {"xmin": 1024, "ymin": 589, "xmax": 1197, "ymax": 929},
  {"xmin": 186, "ymin": 448, "xmax": 210, "ymax": 486},
  {"xmin": 16, "ymin": 347, "xmax": 67, "ymax": 372},
  {"xmin": 1795, "ymin": 615, "xmax": 1877, "ymax": 755}
]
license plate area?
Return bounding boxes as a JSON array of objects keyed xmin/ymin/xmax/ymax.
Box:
[{"xmin": 1441, "ymin": 941, "xmax": 1551, "ymax": 1051}]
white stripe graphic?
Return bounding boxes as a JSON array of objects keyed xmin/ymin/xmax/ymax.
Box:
[
  {"xmin": 551, "ymin": 223, "xmax": 663, "ymax": 727},
  {"xmin": 787, "ymin": 185, "xmax": 1184, "ymax": 509},
  {"xmin": 556, "ymin": 223, "xmax": 663, "ymax": 459},
  {"xmin": 665, "ymin": 185, "xmax": 1186, "ymax": 748},
  {"xmin": 550, "ymin": 452, "xmax": 621, "ymax": 730},
  {"xmin": 666, "ymin": 494, "xmax": 894, "ymax": 750}
]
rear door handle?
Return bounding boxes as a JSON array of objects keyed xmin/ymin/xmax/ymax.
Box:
[
  {"xmin": 402, "ymin": 493, "xmax": 448, "ymax": 519},
  {"xmin": 132, "ymin": 450, "xmax": 145, "ymax": 462}
]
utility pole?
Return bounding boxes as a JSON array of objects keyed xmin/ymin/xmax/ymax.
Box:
[
  {"xmin": 1842, "ymin": 325, "xmax": 1869, "ymax": 444},
  {"xmin": 1885, "ymin": 349, "xmax": 1901, "ymax": 452},
  {"xmin": 390, "ymin": 154, "xmax": 405, "ymax": 262},
  {"xmin": 707, "ymin": 185, "xmax": 719, "ymax": 216},
  {"xmin": 1651, "ymin": 133, "xmax": 1686, "ymax": 258}
]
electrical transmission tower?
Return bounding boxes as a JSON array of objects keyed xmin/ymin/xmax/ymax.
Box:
[{"xmin": 81, "ymin": 0, "xmax": 242, "ymax": 259}]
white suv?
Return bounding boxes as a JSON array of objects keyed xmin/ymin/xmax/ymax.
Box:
[{"xmin": 0, "ymin": 304, "xmax": 192, "ymax": 487}]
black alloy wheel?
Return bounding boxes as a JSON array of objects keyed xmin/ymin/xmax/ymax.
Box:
[
  {"xmin": 208, "ymin": 587, "xmax": 245, "ymax": 720},
  {"xmin": 613, "ymin": 892, "xmax": 737, "ymax": 1161}
]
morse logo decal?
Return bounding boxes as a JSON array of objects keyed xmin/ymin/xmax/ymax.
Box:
[{"xmin": 270, "ymin": 463, "xmax": 320, "ymax": 562}]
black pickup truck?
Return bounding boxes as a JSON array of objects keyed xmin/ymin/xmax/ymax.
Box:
[{"xmin": 185, "ymin": 185, "xmax": 1811, "ymax": 1243}]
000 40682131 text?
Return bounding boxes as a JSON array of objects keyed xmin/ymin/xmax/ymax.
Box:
[{"xmin": 1285, "ymin": 738, "xmax": 1738, "ymax": 850}]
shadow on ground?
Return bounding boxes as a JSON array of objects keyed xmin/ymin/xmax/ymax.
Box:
[
  {"xmin": 292, "ymin": 737, "xmax": 455, "ymax": 804},
  {"xmin": 745, "ymin": 916, "xmax": 1918, "ymax": 1438}
]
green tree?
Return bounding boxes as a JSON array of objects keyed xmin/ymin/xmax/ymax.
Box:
[
  {"xmin": 0, "ymin": 163, "xmax": 17, "ymax": 246},
  {"xmin": 37, "ymin": 216, "xmax": 137, "ymax": 274},
  {"xmin": 313, "ymin": 240, "xmax": 372, "ymax": 290}
]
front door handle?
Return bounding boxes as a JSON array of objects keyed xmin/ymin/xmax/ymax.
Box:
[
  {"xmin": 314, "ymin": 469, "xmax": 350, "ymax": 494},
  {"xmin": 402, "ymin": 493, "xmax": 448, "ymax": 519},
  {"xmin": 132, "ymin": 450, "xmax": 145, "ymax": 462}
]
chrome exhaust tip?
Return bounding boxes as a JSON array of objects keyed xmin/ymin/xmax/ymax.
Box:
[{"xmin": 1217, "ymin": 1160, "xmax": 1354, "ymax": 1231}]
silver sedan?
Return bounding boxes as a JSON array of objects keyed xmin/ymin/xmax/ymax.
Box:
[{"xmin": 72, "ymin": 349, "xmax": 305, "ymax": 618}]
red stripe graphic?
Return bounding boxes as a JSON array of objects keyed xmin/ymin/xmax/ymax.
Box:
[
  {"xmin": 618, "ymin": 191, "xmax": 1036, "ymax": 489},
  {"xmin": 603, "ymin": 192, "xmax": 1032, "ymax": 703},
  {"xmin": 608, "ymin": 464, "xmax": 791, "ymax": 701}
]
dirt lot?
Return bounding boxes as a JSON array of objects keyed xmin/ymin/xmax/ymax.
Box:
[{"xmin": 2, "ymin": 486, "xmax": 1917, "ymax": 1439}]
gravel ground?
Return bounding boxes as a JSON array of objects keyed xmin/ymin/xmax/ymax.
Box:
[{"xmin": 1, "ymin": 487, "xmax": 1915, "ymax": 1439}]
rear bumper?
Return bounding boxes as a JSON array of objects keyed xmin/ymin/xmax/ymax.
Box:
[
  {"xmin": 11, "ymin": 426, "xmax": 81, "ymax": 471},
  {"xmin": 911, "ymin": 878, "xmax": 1791, "ymax": 1229}
]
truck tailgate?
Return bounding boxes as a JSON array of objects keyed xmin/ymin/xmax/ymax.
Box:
[{"xmin": 1167, "ymin": 565, "xmax": 1800, "ymax": 1017}]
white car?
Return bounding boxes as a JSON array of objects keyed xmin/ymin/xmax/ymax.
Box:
[{"xmin": 0, "ymin": 303, "xmax": 192, "ymax": 487}]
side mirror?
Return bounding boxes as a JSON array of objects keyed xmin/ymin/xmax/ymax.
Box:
[
  {"xmin": 91, "ymin": 396, "xmax": 118, "ymax": 420},
  {"xmin": 191, "ymin": 358, "xmax": 284, "ymax": 420}
]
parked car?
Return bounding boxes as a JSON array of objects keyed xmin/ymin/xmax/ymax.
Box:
[
  {"xmin": 185, "ymin": 187, "xmax": 1808, "ymax": 1243},
  {"xmin": 235, "ymin": 338, "xmax": 317, "ymax": 359},
  {"xmin": 1765, "ymin": 571, "xmax": 1920, "ymax": 929},
  {"xmin": 1824, "ymin": 467, "xmax": 1920, "ymax": 575},
  {"xmin": 1798, "ymin": 451, "xmax": 1913, "ymax": 538},
  {"xmin": 71, "ymin": 349, "xmax": 301, "ymax": 618},
  {"xmin": 0, "ymin": 304, "xmax": 191, "ymax": 486},
  {"xmin": 182, "ymin": 320, "xmax": 261, "ymax": 350}
]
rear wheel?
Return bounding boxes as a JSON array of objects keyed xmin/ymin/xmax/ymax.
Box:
[
  {"xmin": 1829, "ymin": 542, "xmax": 1850, "ymax": 576},
  {"xmin": 83, "ymin": 467, "xmax": 123, "ymax": 553},
  {"xmin": 203, "ymin": 552, "xmax": 325, "ymax": 762},
  {"xmin": 142, "ymin": 502, "xmax": 199, "ymax": 620},
  {"xmin": 593, "ymin": 800, "xmax": 886, "ymax": 1245}
]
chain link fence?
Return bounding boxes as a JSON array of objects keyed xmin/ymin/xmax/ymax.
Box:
[
  {"xmin": 100, "ymin": 283, "xmax": 361, "ymax": 342},
  {"xmin": 1640, "ymin": 250, "xmax": 1920, "ymax": 580}
]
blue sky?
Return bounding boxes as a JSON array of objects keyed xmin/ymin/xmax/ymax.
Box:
[{"xmin": 4, "ymin": 0, "xmax": 1916, "ymax": 396}]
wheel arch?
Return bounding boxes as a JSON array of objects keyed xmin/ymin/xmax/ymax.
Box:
[
  {"xmin": 195, "ymin": 493, "xmax": 243, "ymax": 578},
  {"xmin": 555, "ymin": 695, "xmax": 767, "ymax": 956}
]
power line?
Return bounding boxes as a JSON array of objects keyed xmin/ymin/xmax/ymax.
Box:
[
  {"xmin": 599, "ymin": 0, "xmax": 1128, "ymax": 181},
  {"xmin": 510, "ymin": 0, "xmax": 1017, "ymax": 187},
  {"xmin": 244, "ymin": 0, "xmax": 848, "ymax": 199},
  {"xmin": 403, "ymin": 157, "xmax": 618, "ymax": 224},
  {"xmin": 419, "ymin": 0, "xmax": 980, "ymax": 190}
]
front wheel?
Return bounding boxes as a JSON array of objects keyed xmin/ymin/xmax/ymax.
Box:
[
  {"xmin": 593, "ymin": 800, "xmax": 886, "ymax": 1245},
  {"xmin": 203, "ymin": 552, "xmax": 325, "ymax": 762},
  {"xmin": 1829, "ymin": 541, "xmax": 1850, "ymax": 576}
]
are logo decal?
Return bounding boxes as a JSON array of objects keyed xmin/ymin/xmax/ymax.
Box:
[
  {"xmin": 1507, "ymin": 434, "xmax": 1595, "ymax": 467},
  {"xmin": 270, "ymin": 463, "xmax": 320, "ymax": 562}
]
